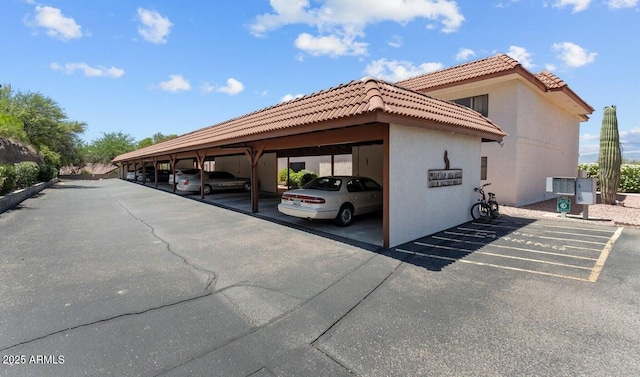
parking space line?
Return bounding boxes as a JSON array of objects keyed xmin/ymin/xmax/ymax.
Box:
[
  {"xmin": 588, "ymin": 227, "xmax": 624, "ymax": 282},
  {"xmin": 395, "ymin": 248, "xmax": 592, "ymax": 282},
  {"xmin": 414, "ymin": 242, "xmax": 595, "ymax": 269},
  {"xmin": 475, "ymin": 222, "xmax": 616, "ymax": 234},
  {"xmin": 482, "ymin": 244, "xmax": 599, "ymax": 261},
  {"xmin": 522, "ymin": 229, "xmax": 613, "ymax": 239},
  {"xmin": 510, "ymin": 232, "xmax": 608, "ymax": 246},
  {"xmin": 444, "ymin": 231, "xmax": 495, "ymax": 239}
]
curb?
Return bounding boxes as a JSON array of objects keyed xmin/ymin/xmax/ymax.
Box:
[{"xmin": 0, "ymin": 178, "xmax": 59, "ymax": 214}]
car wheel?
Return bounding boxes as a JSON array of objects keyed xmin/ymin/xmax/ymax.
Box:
[
  {"xmin": 203, "ymin": 185, "xmax": 212, "ymax": 195},
  {"xmin": 243, "ymin": 182, "xmax": 251, "ymax": 192},
  {"xmin": 335, "ymin": 204, "xmax": 354, "ymax": 227}
]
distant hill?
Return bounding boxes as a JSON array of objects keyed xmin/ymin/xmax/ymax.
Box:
[{"xmin": 579, "ymin": 151, "xmax": 640, "ymax": 164}]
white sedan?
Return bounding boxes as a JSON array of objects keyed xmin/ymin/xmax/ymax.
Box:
[{"xmin": 277, "ymin": 176, "xmax": 383, "ymax": 226}]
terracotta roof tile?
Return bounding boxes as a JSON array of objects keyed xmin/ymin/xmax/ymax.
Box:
[
  {"xmin": 113, "ymin": 78, "xmax": 506, "ymax": 162},
  {"xmin": 396, "ymin": 53, "xmax": 522, "ymax": 91},
  {"xmin": 535, "ymin": 70, "xmax": 567, "ymax": 89}
]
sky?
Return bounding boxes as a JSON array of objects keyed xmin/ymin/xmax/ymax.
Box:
[{"xmin": 1, "ymin": 0, "xmax": 639, "ymax": 160}]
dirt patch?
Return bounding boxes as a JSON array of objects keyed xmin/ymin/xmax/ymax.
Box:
[{"xmin": 500, "ymin": 193, "xmax": 640, "ymax": 228}]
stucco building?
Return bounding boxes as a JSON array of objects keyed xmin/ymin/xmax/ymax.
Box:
[{"xmin": 397, "ymin": 54, "xmax": 594, "ymax": 206}]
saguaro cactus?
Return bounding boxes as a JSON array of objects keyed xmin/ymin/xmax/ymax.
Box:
[{"xmin": 598, "ymin": 105, "xmax": 622, "ymax": 204}]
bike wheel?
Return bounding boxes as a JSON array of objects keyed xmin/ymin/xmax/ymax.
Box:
[
  {"xmin": 489, "ymin": 201, "xmax": 500, "ymax": 219},
  {"xmin": 470, "ymin": 202, "xmax": 490, "ymax": 220}
]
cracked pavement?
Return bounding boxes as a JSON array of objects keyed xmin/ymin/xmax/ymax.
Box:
[
  {"xmin": 0, "ymin": 179, "xmax": 398, "ymax": 376},
  {"xmin": 2, "ymin": 179, "xmax": 639, "ymax": 376}
]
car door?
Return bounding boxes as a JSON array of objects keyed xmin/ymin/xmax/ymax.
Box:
[
  {"xmin": 360, "ymin": 178, "xmax": 383, "ymax": 213},
  {"xmin": 345, "ymin": 179, "xmax": 368, "ymax": 214}
]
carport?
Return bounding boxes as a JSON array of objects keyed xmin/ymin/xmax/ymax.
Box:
[{"xmin": 113, "ymin": 78, "xmax": 506, "ymax": 247}]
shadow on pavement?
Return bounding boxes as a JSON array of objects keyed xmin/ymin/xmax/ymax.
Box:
[{"xmin": 391, "ymin": 215, "xmax": 537, "ymax": 271}]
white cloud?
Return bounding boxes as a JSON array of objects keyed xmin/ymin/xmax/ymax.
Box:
[
  {"xmin": 552, "ymin": 0, "xmax": 592, "ymax": 12},
  {"xmin": 620, "ymin": 127, "xmax": 640, "ymax": 149},
  {"xmin": 27, "ymin": 5, "xmax": 82, "ymax": 41},
  {"xmin": 506, "ymin": 46, "xmax": 534, "ymax": 69},
  {"xmin": 388, "ymin": 35, "xmax": 403, "ymax": 48},
  {"xmin": 545, "ymin": 63, "xmax": 558, "ymax": 71},
  {"xmin": 137, "ymin": 8, "xmax": 173, "ymax": 44},
  {"xmin": 281, "ymin": 93, "xmax": 305, "ymax": 102},
  {"xmin": 294, "ymin": 33, "xmax": 367, "ymax": 57},
  {"xmin": 364, "ymin": 59, "xmax": 443, "ymax": 82},
  {"xmin": 607, "ymin": 0, "xmax": 638, "ymax": 8},
  {"xmin": 553, "ymin": 42, "xmax": 597, "ymax": 67},
  {"xmin": 455, "ymin": 48, "xmax": 475, "ymax": 61},
  {"xmin": 249, "ymin": 0, "xmax": 464, "ymax": 57},
  {"xmin": 217, "ymin": 78, "xmax": 245, "ymax": 95},
  {"xmin": 157, "ymin": 75, "xmax": 191, "ymax": 92},
  {"xmin": 50, "ymin": 62, "xmax": 124, "ymax": 78}
]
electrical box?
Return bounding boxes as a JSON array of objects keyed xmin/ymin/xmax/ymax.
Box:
[
  {"xmin": 546, "ymin": 177, "xmax": 576, "ymax": 196},
  {"xmin": 576, "ymin": 177, "xmax": 597, "ymax": 205}
]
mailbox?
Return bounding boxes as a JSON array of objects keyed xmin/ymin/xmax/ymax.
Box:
[
  {"xmin": 546, "ymin": 177, "xmax": 576, "ymax": 196},
  {"xmin": 576, "ymin": 177, "xmax": 597, "ymax": 205}
]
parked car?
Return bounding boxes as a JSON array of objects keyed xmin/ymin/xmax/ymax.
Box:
[
  {"xmin": 176, "ymin": 171, "xmax": 252, "ymax": 194},
  {"xmin": 137, "ymin": 169, "xmax": 170, "ymax": 183},
  {"xmin": 126, "ymin": 167, "xmax": 154, "ymax": 181},
  {"xmin": 277, "ymin": 176, "xmax": 382, "ymax": 226},
  {"xmin": 168, "ymin": 168, "xmax": 201, "ymax": 186}
]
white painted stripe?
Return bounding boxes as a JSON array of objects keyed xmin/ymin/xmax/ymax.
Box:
[
  {"xmin": 588, "ymin": 227, "xmax": 624, "ymax": 282},
  {"xmin": 415, "ymin": 241, "xmax": 597, "ymax": 263},
  {"xmin": 395, "ymin": 248, "xmax": 590, "ymax": 282}
]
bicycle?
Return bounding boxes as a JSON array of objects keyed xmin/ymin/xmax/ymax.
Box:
[{"xmin": 470, "ymin": 183, "xmax": 500, "ymax": 221}]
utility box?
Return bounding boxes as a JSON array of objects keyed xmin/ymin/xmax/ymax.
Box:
[
  {"xmin": 546, "ymin": 177, "xmax": 576, "ymax": 196},
  {"xmin": 576, "ymin": 177, "xmax": 597, "ymax": 205}
]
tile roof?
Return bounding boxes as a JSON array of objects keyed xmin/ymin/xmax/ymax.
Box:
[
  {"xmin": 395, "ymin": 53, "xmax": 593, "ymax": 120},
  {"xmin": 396, "ymin": 54, "xmax": 525, "ymax": 91},
  {"xmin": 113, "ymin": 78, "xmax": 506, "ymax": 162},
  {"xmin": 534, "ymin": 70, "xmax": 567, "ymax": 89}
]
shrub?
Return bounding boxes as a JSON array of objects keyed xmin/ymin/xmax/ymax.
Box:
[
  {"xmin": 0, "ymin": 164, "xmax": 17, "ymax": 195},
  {"xmin": 14, "ymin": 161, "xmax": 40, "ymax": 189},
  {"xmin": 620, "ymin": 164, "xmax": 640, "ymax": 193},
  {"xmin": 278, "ymin": 168, "xmax": 318, "ymax": 188},
  {"xmin": 578, "ymin": 163, "xmax": 640, "ymax": 193},
  {"xmin": 38, "ymin": 164, "xmax": 57, "ymax": 182}
]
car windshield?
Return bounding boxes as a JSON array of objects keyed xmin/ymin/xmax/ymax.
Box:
[{"xmin": 302, "ymin": 177, "xmax": 342, "ymax": 191}]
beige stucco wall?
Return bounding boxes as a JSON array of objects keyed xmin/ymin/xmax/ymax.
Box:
[
  {"xmin": 352, "ymin": 145, "xmax": 384, "ymax": 184},
  {"xmin": 215, "ymin": 153, "xmax": 278, "ymax": 193},
  {"xmin": 388, "ymin": 124, "xmax": 481, "ymax": 247},
  {"xmin": 426, "ymin": 79, "xmax": 581, "ymax": 206}
]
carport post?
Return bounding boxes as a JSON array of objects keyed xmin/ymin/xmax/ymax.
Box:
[
  {"xmin": 170, "ymin": 154, "xmax": 177, "ymax": 193},
  {"xmin": 245, "ymin": 145, "xmax": 264, "ymax": 213},
  {"xmin": 195, "ymin": 150, "xmax": 207, "ymax": 199},
  {"xmin": 141, "ymin": 160, "xmax": 146, "ymax": 185},
  {"xmin": 153, "ymin": 157, "xmax": 158, "ymax": 187}
]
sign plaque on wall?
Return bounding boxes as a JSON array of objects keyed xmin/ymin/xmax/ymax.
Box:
[
  {"xmin": 428, "ymin": 169, "xmax": 463, "ymax": 187},
  {"xmin": 428, "ymin": 150, "xmax": 463, "ymax": 188}
]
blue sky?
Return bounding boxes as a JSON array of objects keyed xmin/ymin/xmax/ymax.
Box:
[{"xmin": 2, "ymin": 0, "xmax": 639, "ymax": 159}]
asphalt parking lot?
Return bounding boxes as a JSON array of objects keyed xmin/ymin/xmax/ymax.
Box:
[
  {"xmin": 1, "ymin": 179, "xmax": 639, "ymax": 376},
  {"xmin": 395, "ymin": 217, "xmax": 623, "ymax": 282}
]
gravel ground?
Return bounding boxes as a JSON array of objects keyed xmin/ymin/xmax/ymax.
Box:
[{"xmin": 499, "ymin": 193, "xmax": 640, "ymax": 228}]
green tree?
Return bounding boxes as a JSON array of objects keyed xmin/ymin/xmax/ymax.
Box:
[
  {"xmin": 1, "ymin": 85, "xmax": 86, "ymax": 166},
  {"xmin": 84, "ymin": 131, "xmax": 136, "ymax": 164},
  {"xmin": 137, "ymin": 137, "xmax": 154, "ymax": 149}
]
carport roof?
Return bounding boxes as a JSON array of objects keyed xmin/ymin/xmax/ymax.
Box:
[{"xmin": 112, "ymin": 77, "xmax": 506, "ymax": 162}]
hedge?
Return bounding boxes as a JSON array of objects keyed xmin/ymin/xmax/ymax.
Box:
[
  {"xmin": 578, "ymin": 163, "xmax": 640, "ymax": 193},
  {"xmin": 0, "ymin": 164, "xmax": 17, "ymax": 195},
  {"xmin": 278, "ymin": 168, "xmax": 318, "ymax": 189},
  {"xmin": 0, "ymin": 161, "xmax": 58, "ymax": 195}
]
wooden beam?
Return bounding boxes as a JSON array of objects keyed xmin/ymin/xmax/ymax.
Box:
[{"xmin": 195, "ymin": 150, "xmax": 207, "ymax": 199}]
